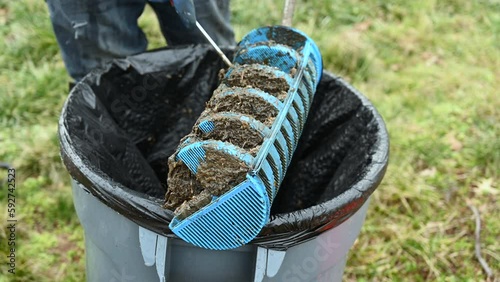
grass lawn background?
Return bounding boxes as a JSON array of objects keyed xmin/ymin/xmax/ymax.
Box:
[{"xmin": 0, "ymin": 0, "xmax": 498, "ymax": 281}]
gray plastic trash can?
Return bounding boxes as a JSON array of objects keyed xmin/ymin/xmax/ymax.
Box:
[
  {"xmin": 72, "ymin": 180, "xmax": 372, "ymax": 282},
  {"xmin": 59, "ymin": 46, "xmax": 389, "ymax": 282}
]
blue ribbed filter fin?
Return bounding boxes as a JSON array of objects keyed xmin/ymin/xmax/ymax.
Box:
[
  {"xmin": 177, "ymin": 144, "xmax": 206, "ymax": 174},
  {"xmin": 198, "ymin": 120, "xmax": 215, "ymax": 133}
]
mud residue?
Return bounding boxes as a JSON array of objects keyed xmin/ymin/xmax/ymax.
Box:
[
  {"xmin": 168, "ymin": 148, "xmax": 250, "ymax": 219},
  {"xmin": 174, "ymin": 190, "xmax": 212, "ymax": 220},
  {"xmin": 196, "ymin": 148, "xmax": 249, "ymax": 196},
  {"xmin": 194, "ymin": 116, "xmax": 264, "ymax": 151},
  {"xmin": 165, "ymin": 158, "xmax": 203, "ymax": 210},
  {"xmin": 206, "ymin": 92, "xmax": 278, "ymax": 125},
  {"xmin": 266, "ymin": 26, "xmax": 307, "ymax": 48},
  {"xmin": 224, "ymin": 64, "xmax": 290, "ymax": 100},
  {"xmin": 218, "ymin": 68, "xmax": 227, "ymax": 83},
  {"xmin": 165, "ymin": 62, "xmax": 292, "ymax": 217}
]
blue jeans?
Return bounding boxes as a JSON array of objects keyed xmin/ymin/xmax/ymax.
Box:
[{"xmin": 47, "ymin": 0, "xmax": 235, "ymax": 80}]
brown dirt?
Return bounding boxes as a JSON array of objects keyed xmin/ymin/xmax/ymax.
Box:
[
  {"xmin": 194, "ymin": 115, "xmax": 264, "ymax": 151},
  {"xmin": 218, "ymin": 68, "xmax": 227, "ymax": 83},
  {"xmin": 164, "ymin": 157, "xmax": 203, "ymax": 210},
  {"xmin": 167, "ymin": 147, "xmax": 250, "ymax": 219},
  {"xmin": 196, "ymin": 148, "xmax": 250, "ymax": 196},
  {"xmin": 223, "ymin": 64, "xmax": 290, "ymax": 100},
  {"xmin": 165, "ymin": 62, "xmax": 292, "ymax": 218},
  {"xmin": 266, "ymin": 26, "xmax": 307, "ymax": 48},
  {"xmin": 207, "ymin": 89, "xmax": 278, "ymax": 125},
  {"xmin": 174, "ymin": 190, "xmax": 212, "ymax": 220}
]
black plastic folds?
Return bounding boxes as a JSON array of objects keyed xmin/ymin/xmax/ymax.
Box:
[{"xmin": 59, "ymin": 45, "xmax": 389, "ymax": 250}]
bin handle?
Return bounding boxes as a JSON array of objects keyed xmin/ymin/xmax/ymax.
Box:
[
  {"xmin": 253, "ymin": 247, "xmax": 287, "ymax": 281},
  {"xmin": 139, "ymin": 227, "xmax": 158, "ymax": 267},
  {"xmin": 139, "ymin": 227, "xmax": 170, "ymax": 282}
]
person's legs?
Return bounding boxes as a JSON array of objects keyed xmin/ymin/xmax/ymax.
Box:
[
  {"xmin": 149, "ymin": 0, "xmax": 235, "ymax": 47},
  {"xmin": 47, "ymin": 0, "xmax": 148, "ymax": 80}
]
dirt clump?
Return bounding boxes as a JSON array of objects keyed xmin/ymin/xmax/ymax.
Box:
[
  {"xmin": 165, "ymin": 61, "xmax": 293, "ymax": 218},
  {"xmin": 196, "ymin": 148, "xmax": 250, "ymax": 196},
  {"xmin": 224, "ymin": 64, "xmax": 290, "ymax": 100},
  {"xmin": 194, "ymin": 116, "xmax": 264, "ymax": 150},
  {"xmin": 174, "ymin": 190, "xmax": 212, "ymax": 220},
  {"xmin": 165, "ymin": 159, "xmax": 203, "ymax": 210},
  {"xmin": 167, "ymin": 148, "xmax": 250, "ymax": 219},
  {"xmin": 206, "ymin": 90, "xmax": 278, "ymax": 125}
]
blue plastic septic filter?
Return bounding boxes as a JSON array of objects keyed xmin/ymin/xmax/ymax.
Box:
[{"xmin": 169, "ymin": 26, "xmax": 323, "ymax": 250}]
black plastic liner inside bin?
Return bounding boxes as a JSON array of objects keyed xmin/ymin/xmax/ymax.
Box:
[{"xmin": 59, "ymin": 45, "xmax": 389, "ymax": 250}]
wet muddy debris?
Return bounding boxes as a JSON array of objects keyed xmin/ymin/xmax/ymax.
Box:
[{"xmin": 165, "ymin": 63, "xmax": 291, "ymax": 219}]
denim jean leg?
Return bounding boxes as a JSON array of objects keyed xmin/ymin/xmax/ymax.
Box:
[
  {"xmin": 149, "ymin": 0, "xmax": 235, "ymax": 47},
  {"xmin": 47, "ymin": 0, "xmax": 149, "ymax": 81},
  {"xmin": 195, "ymin": 0, "xmax": 235, "ymax": 46}
]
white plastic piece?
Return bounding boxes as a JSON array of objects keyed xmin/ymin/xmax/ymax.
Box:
[
  {"xmin": 266, "ymin": 249, "xmax": 286, "ymax": 277},
  {"xmin": 254, "ymin": 247, "xmax": 268, "ymax": 282},
  {"xmin": 139, "ymin": 227, "xmax": 158, "ymax": 267},
  {"xmin": 155, "ymin": 236, "xmax": 169, "ymax": 282}
]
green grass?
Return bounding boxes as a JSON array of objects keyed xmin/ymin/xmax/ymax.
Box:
[{"xmin": 0, "ymin": 0, "xmax": 498, "ymax": 281}]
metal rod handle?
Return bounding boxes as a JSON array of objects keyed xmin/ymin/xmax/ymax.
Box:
[
  {"xmin": 196, "ymin": 21, "xmax": 233, "ymax": 68},
  {"xmin": 282, "ymin": 0, "xmax": 297, "ymax": 26}
]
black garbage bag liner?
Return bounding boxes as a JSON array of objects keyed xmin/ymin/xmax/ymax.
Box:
[{"xmin": 59, "ymin": 45, "xmax": 389, "ymax": 250}]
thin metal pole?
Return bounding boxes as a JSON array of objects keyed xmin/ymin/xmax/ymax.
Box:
[
  {"xmin": 196, "ymin": 21, "xmax": 233, "ymax": 68},
  {"xmin": 282, "ymin": 0, "xmax": 297, "ymax": 26}
]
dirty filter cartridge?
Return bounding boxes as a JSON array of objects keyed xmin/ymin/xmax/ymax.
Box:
[{"xmin": 166, "ymin": 26, "xmax": 323, "ymax": 250}]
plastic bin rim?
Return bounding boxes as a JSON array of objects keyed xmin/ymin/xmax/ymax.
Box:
[{"xmin": 59, "ymin": 56, "xmax": 389, "ymax": 249}]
